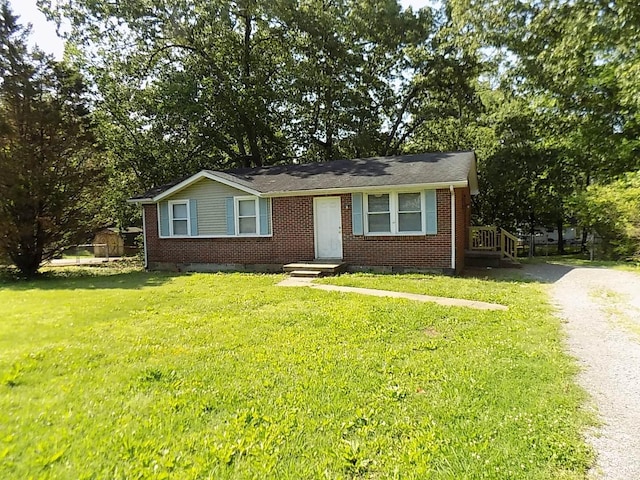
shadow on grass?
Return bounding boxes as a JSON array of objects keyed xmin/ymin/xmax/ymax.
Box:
[
  {"xmin": 329, "ymin": 264, "xmax": 578, "ymax": 285},
  {"xmin": 463, "ymin": 262, "xmax": 587, "ymax": 284},
  {"xmin": 0, "ymin": 266, "xmax": 178, "ymax": 291},
  {"xmin": 464, "ymin": 263, "xmax": 577, "ymax": 284}
]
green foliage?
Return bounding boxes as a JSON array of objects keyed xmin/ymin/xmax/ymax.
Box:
[
  {"xmin": 38, "ymin": 0, "xmax": 485, "ymax": 187},
  {"xmin": 27, "ymin": 0, "xmax": 640, "ymax": 244},
  {"xmin": 444, "ymin": 0, "xmax": 639, "ymax": 240},
  {"xmin": 574, "ymin": 171, "xmax": 640, "ymax": 260},
  {"xmin": 0, "ymin": 1, "xmax": 104, "ymax": 277},
  {"xmin": 0, "ymin": 271, "xmax": 593, "ymax": 478}
]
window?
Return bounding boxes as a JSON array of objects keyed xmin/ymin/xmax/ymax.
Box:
[
  {"xmin": 367, "ymin": 194, "xmax": 391, "ymax": 233},
  {"xmin": 236, "ymin": 197, "xmax": 258, "ymax": 235},
  {"xmin": 398, "ymin": 193, "xmax": 422, "ymax": 232},
  {"xmin": 226, "ymin": 196, "xmax": 270, "ymax": 237},
  {"xmin": 169, "ymin": 200, "xmax": 189, "ymax": 236},
  {"xmin": 363, "ymin": 191, "xmax": 433, "ymax": 235}
]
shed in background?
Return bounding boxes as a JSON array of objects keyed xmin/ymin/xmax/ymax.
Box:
[{"xmin": 93, "ymin": 227, "xmax": 142, "ymax": 257}]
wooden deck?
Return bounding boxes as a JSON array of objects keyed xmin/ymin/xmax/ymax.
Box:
[{"xmin": 467, "ymin": 226, "xmax": 520, "ymax": 268}]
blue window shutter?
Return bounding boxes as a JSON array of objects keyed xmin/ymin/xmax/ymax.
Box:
[
  {"xmin": 259, "ymin": 198, "xmax": 269, "ymax": 235},
  {"xmin": 425, "ymin": 190, "xmax": 437, "ymax": 234},
  {"xmin": 352, "ymin": 193, "xmax": 363, "ymax": 235},
  {"xmin": 189, "ymin": 199, "xmax": 198, "ymax": 236},
  {"xmin": 159, "ymin": 202, "xmax": 169, "ymax": 237},
  {"xmin": 225, "ymin": 197, "xmax": 235, "ymax": 235}
]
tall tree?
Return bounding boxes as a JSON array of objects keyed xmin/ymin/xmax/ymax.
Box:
[
  {"xmin": 0, "ymin": 1, "xmax": 103, "ymax": 276},
  {"xmin": 42, "ymin": 0, "xmax": 300, "ymax": 188},
  {"xmin": 284, "ymin": 0, "xmax": 433, "ymax": 162},
  {"xmin": 447, "ymin": 0, "xmax": 639, "ymax": 173},
  {"xmin": 574, "ymin": 171, "xmax": 640, "ymax": 260},
  {"xmin": 443, "ymin": 0, "xmax": 639, "ymax": 253},
  {"xmin": 41, "ymin": 0, "xmax": 477, "ymax": 187},
  {"xmin": 403, "ymin": 4, "xmax": 485, "ymax": 155}
]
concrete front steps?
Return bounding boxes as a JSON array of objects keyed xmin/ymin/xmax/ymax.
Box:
[
  {"xmin": 464, "ymin": 250, "xmax": 522, "ymax": 269},
  {"xmin": 283, "ymin": 261, "xmax": 348, "ymax": 278}
]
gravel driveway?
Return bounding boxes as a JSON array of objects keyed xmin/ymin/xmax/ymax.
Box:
[{"xmin": 523, "ymin": 263, "xmax": 640, "ymax": 479}]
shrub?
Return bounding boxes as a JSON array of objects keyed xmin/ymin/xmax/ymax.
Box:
[{"xmin": 575, "ymin": 171, "xmax": 640, "ymax": 260}]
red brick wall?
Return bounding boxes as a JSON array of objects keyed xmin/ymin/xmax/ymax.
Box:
[
  {"xmin": 341, "ymin": 190, "xmax": 452, "ymax": 269},
  {"xmin": 455, "ymin": 187, "xmax": 471, "ymax": 273},
  {"xmin": 144, "ymin": 197, "xmax": 316, "ymax": 267},
  {"xmin": 143, "ymin": 188, "xmax": 462, "ymax": 271}
]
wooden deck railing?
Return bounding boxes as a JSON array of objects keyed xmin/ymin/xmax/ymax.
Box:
[
  {"xmin": 469, "ymin": 226, "xmax": 518, "ymax": 260},
  {"xmin": 469, "ymin": 226, "xmax": 498, "ymax": 250},
  {"xmin": 500, "ymin": 228, "xmax": 518, "ymax": 261}
]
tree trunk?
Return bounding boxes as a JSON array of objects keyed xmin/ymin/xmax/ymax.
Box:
[
  {"xmin": 581, "ymin": 228, "xmax": 589, "ymax": 253},
  {"xmin": 240, "ymin": 5, "xmax": 262, "ymax": 167},
  {"xmin": 556, "ymin": 218, "xmax": 565, "ymax": 255},
  {"xmin": 529, "ymin": 213, "xmax": 536, "ymax": 257},
  {"xmin": 323, "ymin": 86, "xmax": 334, "ymax": 161},
  {"xmin": 11, "ymin": 236, "xmax": 42, "ymax": 278}
]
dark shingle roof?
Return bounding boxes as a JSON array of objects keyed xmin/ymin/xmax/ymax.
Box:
[
  {"xmin": 130, "ymin": 151, "xmax": 478, "ymax": 201},
  {"xmin": 129, "ymin": 174, "xmax": 191, "ymax": 201}
]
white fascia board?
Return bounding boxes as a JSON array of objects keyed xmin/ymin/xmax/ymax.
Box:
[
  {"xmin": 130, "ymin": 174, "xmax": 475, "ymax": 202},
  {"xmin": 261, "ymin": 180, "xmax": 469, "ymax": 198},
  {"xmin": 152, "ymin": 171, "xmax": 263, "ymax": 202},
  {"xmin": 464, "ymin": 151, "xmax": 479, "ymax": 195},
  {"xmin": 468, "ymin": 161, "xmax": 479, "ymax": 195}
]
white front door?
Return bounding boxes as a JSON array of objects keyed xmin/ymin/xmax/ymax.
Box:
[{"xmin": 314, "ymin": 197, "xmax": 343, "ymax": 259}]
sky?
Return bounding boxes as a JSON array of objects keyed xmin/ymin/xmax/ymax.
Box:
[{"xmin": 8, "ymin": 0, "xmax": 435, "ymax": 60}]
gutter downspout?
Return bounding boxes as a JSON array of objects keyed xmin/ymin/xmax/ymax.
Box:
[
  {"xmin": 450, "ymin": 185, "xmax": 456, "ymax": 272},
  {"xmin": 142, "ymin": 206, "xmax": 148, "ymax": 270}
]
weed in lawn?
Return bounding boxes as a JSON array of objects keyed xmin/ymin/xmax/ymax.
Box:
[
  {"xmin": 590, "ymin": 288, "xmax": 640, "ymax": 340},
  {"xmin": 0, "ymin": 270, "xmax": 594, "ymax": 479}
]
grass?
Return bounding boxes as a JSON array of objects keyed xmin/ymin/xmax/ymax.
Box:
[
  {"xmin": 316, "ymin": 272, "xmax": 531, "ymax": 306},
  {"xmin": 0, "ymin": 266, "xmax": 593, "ymax": 479}
]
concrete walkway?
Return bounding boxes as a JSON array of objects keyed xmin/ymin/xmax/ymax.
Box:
[{"xmin": 277, "ymin": 277, "xmax": 508, "ymax": 311}]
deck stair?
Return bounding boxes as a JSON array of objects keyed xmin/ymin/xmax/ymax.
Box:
[
  {"xmin": 284, "ymin": 261, "xmax": 347, "ymax": 277},
  {"xmin": 466, "ymin": 226, "xmax": 521, "ymax": 268}
]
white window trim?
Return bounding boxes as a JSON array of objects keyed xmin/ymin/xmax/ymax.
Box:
[
  {"xmin": 366, "ymin": 193, "xmax": 391, "ymax": 234},
  {"xmin": 168, "ymin": 199, "xmax": 190, "ymax": 237},
  {"xmin": 235, "ymin": 196, "xmax": 260, "ymax": 236},
  {"xmin": 364, "ymin": 191, "xmax": 427, "ymax": 236},
  {"xmin": 397, "ymin": 192, "xmax": 426, "ymax": 234}
]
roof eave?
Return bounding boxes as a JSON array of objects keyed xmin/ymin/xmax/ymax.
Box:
[
  {"xmin": 127, "ymin": 198, "xmax": 154, "ymax": 204},
  {"xmin": 262, "ymin": 180, "xmax": 470, "ymax": 198}
]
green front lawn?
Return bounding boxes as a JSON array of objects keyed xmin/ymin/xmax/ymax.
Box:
[{"xmin": 0, "ymin": 268, "xmax": 592, "ymax": 479}]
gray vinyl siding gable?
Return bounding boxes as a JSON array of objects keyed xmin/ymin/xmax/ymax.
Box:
[{"xmin": 164, "ymin": 179, "xmax": 249, "ymax": 235}]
